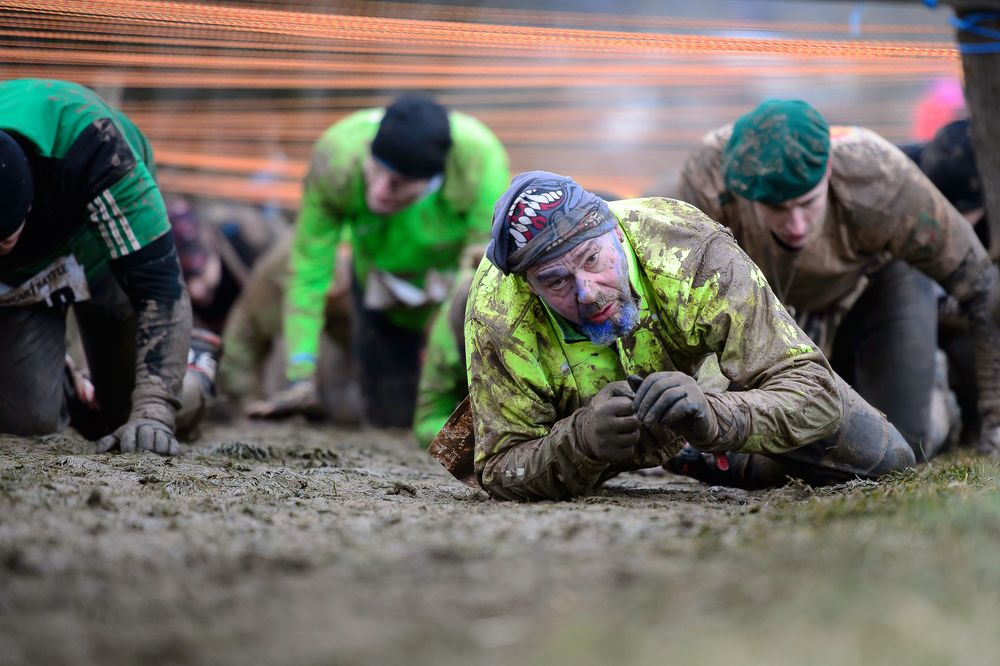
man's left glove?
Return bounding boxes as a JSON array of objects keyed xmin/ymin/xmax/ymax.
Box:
[
  {"xmin": 96, "ymin": 418, "xmax": 179, "ymax": 456},
  {"xmin": 632, "ymin": 371, "xmax": 719, "ymax": 448}
]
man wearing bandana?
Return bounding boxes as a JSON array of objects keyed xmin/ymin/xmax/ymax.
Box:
[
  {"xmin": 466, "ymin": 171, "xmax": 914, "ymax": 502},
  {"xmin": 248, "ymin": 94, "xmax": 509, "ymax": 427},
  {"xmin": 675, "ymin": 100, "xmax": 1000, "ymax": 459}
]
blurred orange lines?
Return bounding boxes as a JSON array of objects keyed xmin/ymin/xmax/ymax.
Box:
[
  {"xmin": 0, "ymin": 0, "xmax": 960, "ymax": 207},
  {"xmin": 249, "ymin": 0, "xmax": 954, "ymax": 36},
  {"xmin": 0, "ymin": 46, "xmax": 961, "ymax": 78},
  {"xmin": 4, "ymin": 0, "xmax": 958, "ymax": 60}
]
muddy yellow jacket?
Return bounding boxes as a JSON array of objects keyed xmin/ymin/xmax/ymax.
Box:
[{"xmin": 466, "ymin": 198, "xmax": 842, "ymax": 501}]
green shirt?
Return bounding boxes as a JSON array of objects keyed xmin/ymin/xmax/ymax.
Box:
[
  {"xmin": 0, "ymin": 79, "xmax": 169, "ymax": 306},
  {"xmin": 284, "ymin": 107, "xmax": 509, "ymax": 380}
]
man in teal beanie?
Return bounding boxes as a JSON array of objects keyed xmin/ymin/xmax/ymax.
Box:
[
  {"xmin": 722, "ymin": 100, "xmax": 831, "ymax": 206},
  {"xmin": 675, "ymin": 99, "xmax": 1000, "ymax": 461}
]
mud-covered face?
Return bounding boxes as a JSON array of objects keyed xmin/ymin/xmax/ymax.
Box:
[
  {"xmin": 0, "ymin": 220, "xmax": 26, "ymax": 256},
  {"xmin": 752, "ymin": 168, "xmax": 831, "ymax": 250},
  {"xmin": 363, "ymin": 155, "xmax": 431, "ymax": 216},
  {"xmin": 525, "ymin": 228, "xmax": 639, "ymax": 344}
]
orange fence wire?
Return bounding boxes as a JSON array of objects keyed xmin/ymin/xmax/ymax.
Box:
[{"xmin": 0, "ymin": 0, "xmax": 962, "ymax": 202}]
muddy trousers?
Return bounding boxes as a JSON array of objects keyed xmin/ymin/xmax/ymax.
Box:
[
  {"xmin": 673, "ymin": 376, "xmax": 916, "ymax": 490},
  {"xmin": 0, "ymin": 272, "xmax": 209, "ymax": 440},
  {"xmin": 830, "ymin": 260, "xmax": 939, "ymax": 461},
  {"xmin": 351, "ymin": 280, "xmax": 424, "ymax": 429}
]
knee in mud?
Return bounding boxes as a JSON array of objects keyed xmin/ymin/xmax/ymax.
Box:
[
  {"xmin": 2, "ymin": 408, "xmax": 65, "ymax": 437},
  {"xmin": 869, "ymin": 427, "xmax": 916, "ymax": 477},
  {"xmin": 832, "ymin": 374, "xmax": 915, "ymax": 477}
]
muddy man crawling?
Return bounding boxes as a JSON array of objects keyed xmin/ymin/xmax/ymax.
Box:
[{"xmin": 459, "ymin": 171, "xmax": 913, "ymax": 501}]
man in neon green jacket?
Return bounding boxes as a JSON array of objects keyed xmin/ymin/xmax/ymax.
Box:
[
  {"xmin": 248, "ymin": 94, "xmax": 509, "ymax": 427},
  {"xmin": 413, "ymin": 275, "xmax": 472, "ymax": 448},
  {"xmin": 467, "ymin": 171, "xmax": 914, "ymax": 501}
]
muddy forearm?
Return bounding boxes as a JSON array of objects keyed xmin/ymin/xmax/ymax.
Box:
[
  {"xmin": 478, "ymin": 410, "xmax": 608, "ymax": 502},
  {"xmin": 963, "ymin": 272, "xmax": 1000, "ymax": 430},
  {"xmin": 110, "ymin": 234, "xmax": 191, "ymax": 429},
  {"xmin": 129, "ymin": 291, "xmax": 191, "ymax": 427},
  {"xmin": 702, "ymin": 355, "xmax": 842, "ymax": 455},
  {"xmin": 970, "ymin": 314, "xmax": 1000, "ymax": 429},
  {"xmin": 943, "ymin": 252, "xmax": 1000, "ymax": 428}
]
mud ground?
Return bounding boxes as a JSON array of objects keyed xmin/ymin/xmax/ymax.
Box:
[{"xmin": 1, "ymin": 422, "xmax": 998, "ymax": 665}]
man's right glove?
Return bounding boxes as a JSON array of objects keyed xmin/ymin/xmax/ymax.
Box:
[
  {"xmin": 244, "ymin": 380, "xmax": 324, "ymax": 420},
  {"xmin": 632, "ymin": 371, "xmax": 719, "ymax": 448},
  {"xmin": 578, "ymin": 381, "xmax": 641, "ymax": 464},
  {"xmin": 96, "ymin": 418, "xmax": 180, "ymax": 456}
]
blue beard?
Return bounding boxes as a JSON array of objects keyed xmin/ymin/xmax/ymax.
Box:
[{"xmin": 579, "ymin": 297, "xmax": 641, "ymax": 346}]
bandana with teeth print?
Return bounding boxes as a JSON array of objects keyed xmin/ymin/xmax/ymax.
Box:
[{"xmin": 486, "ymin": 171, "xmax": 616, "ymax": 275}]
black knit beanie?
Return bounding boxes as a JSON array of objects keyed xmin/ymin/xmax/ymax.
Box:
[
  {"xmin": 371, "ymin": 94, "xmax": 451, "ymax": 179},
  {"xmin": 0, "ymin": 130, "xmax": 33, "ymax": 239}
]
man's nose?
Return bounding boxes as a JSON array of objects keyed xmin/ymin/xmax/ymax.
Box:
[
  {"xmin": 370, "ymin": 173, "xmax": 392, "ymax": 199},
  {"xmin": 787, "ymin": 207, "xmax": 809, "ymax": 235},
  {"xmin": 575, "ymin": 278, "xmax": 599, "ymax": 304}
]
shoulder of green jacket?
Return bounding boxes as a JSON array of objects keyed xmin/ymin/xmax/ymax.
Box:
[{"xmin": 0, "ymin": 79, "xmax": 128, "ymax": 160}]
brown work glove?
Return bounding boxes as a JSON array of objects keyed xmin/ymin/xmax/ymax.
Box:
[
  {"xmin": 96, "ymin": 418, "xmax": 179, "ymax": 456},
  {"xmin": 578, "ymin": 381, "xmax": 641, "ymax": 464},
  {"xmin": 95, "ymin": 400, "xmax": 179, "ymax": 457},
  {"xmin": 245, "ymin": 380, "xmax": 324, "ymax": 420},
  {"xmin": 632, "ymin": 371, "xmax": 719, "ymax": 448}
]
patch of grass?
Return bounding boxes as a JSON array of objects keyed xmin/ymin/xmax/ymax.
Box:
[
  {"xmin": 753, "ymin": 456, "xmax": 994, "ymax": 524},
  {"xmin": 207, "ymin": 441, "xmax": 278, "ymax": 462},
  {"xmin": 528, "ymin": 457, "xmax": 1000, "ymax": 666}
]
